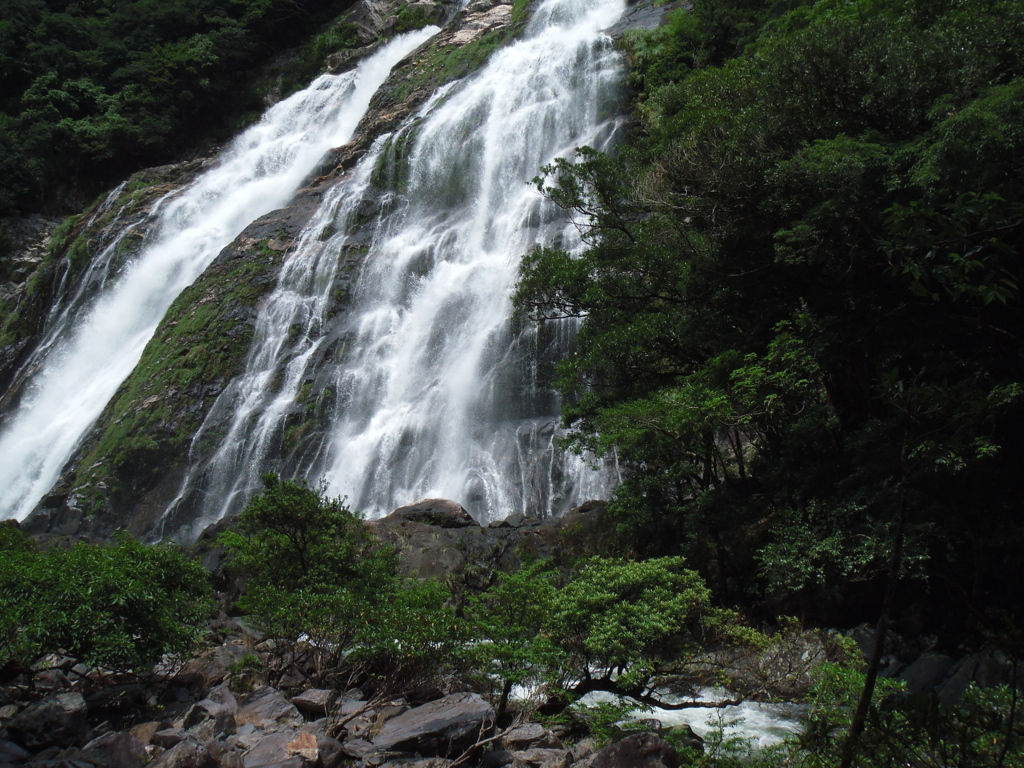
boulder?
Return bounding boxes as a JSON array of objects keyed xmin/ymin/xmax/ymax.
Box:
[
  {"xmin": 7, "ymin": 691, "xmax": 89, "ymax": 748},
  {"xmin": 503, "ymin": 724, "xmax": 562, "ymax": 751},
  {"xmin": 899, "ymin": 653, "xmax": 954, "ymax": 694},
  {"xmin": 237, "ymin": 688, "xmax": 303, "ymax": 731},
  {"xmin": 77, "ymin": 731, "xmax": 148, "ymax": 768},
  {"xmin": 291, "ymin": 689, "xmax": 334, "ymax": 716},
  {"xmin": 129, "ymin": 721, "xmax": 165, "ymax": 746},
  {"xmin": 153, "ymin": 728, "xmax": 187, "ymax": 748},
  {"xmin": 184, "ymin": 684, "xmax": 238, "ymax": 740},
  {"xmin": 242, "ymin": 729, "xmax": 298, "ymax": 767},
  {"xmin": 385, "ymin": 499, "xmax": 478, "ymax": 528},
  {"xmin": 372, "ymin": 693, "xmax": 494, "ymax": 757},
  {"xmin": 149, "ymin": 738, "xmax": 219, "ymax": 768},
  {"xmin": 575, "ymin": 733, "xmax": 680, "ymax": 768}
]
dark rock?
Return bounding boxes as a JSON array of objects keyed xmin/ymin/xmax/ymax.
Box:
[
  {"xmin": 237, "ymin": 688, "xmax": 303, "ymax": 731},
  {"xmin": 77, "ymin": 731, "xmax": 147, "ymax": 768},
  {"xmin": 603, "ymin": 0, "xmax": 686, "ymax": 38},
  {"xmin": 385, "ymin": 499, "xmax": 478, "ymax": 528},
  {"xmin": 204, "ymin": 737, "xmax": 246, "ymax": 768},
  {"xmin": 180, "ymin": 643, "xmax": 250, "ymax": 689},
  {"xmin": 0, "ymin": 738, "xmax": 30, "ymax": 764},
  {"xmin": 480, "ymin": 750, "xmax": 514, "ymax": 768},
  {"xmin": 86, "ymin": 685, "xmax": 149, "ymax": 722},
  {"xmin": 663, "ymin": 724, "xmax": 703, "ymax": 753},
  {"xmin": 378, "ymin": 760, "xmax": 454, "ymax": 768},
  {"xmin": 372, "ymin": 692, "xmax": 494, "ymax": 757},
  {"xmin": 149, "ymin": 739, "xmax": 218, "ymax": 768},
  {"xmin": 899, "ymin": 653, "xmax": 954, "ymax": 694},
  {"xmin": 575, "ymin": 733, "xmax": 680, "ymax": 768},
  {"xmin": 7, "ymin": 691, "xmax": 89, "ymax": 749},
  {"xmin": 291, "ymin": 689, "xmax": 334, "ymax": 716},
  {"xmin": 502, "ymin": 724, "xmax": 561, "ymax": 751},
  {"xmin": 510, "ymin": 748, "xmax": 570, "ymax": 768},
  {"xmin": 153, "ymin": 728, "xmax": 187, "ymax": 749}
]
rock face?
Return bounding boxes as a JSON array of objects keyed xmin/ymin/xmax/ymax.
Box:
[
  {"xmin": 372, "ymin": 500, "xmax": 611, "ymax": 592},
  {"xmin": 15, "ymin": 0, "xmax": 525, "ymax": 543},
  {"xmin": 386, "ymin": 499, "xmax": 479, "ymax": 527},
  {"xmin": 372, "ymin": 692, "xmax": 495, "ymax": 756}
]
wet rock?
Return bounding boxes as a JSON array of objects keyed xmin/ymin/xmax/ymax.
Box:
[
  {"xmin": 77, "ymin": 730, "xmax": 148, "ymax": 768},
  {"xmin": 384, "ymin": 499, "xmax": 478, "ymax": 528},
  {"xmin": 372, "ymin": 692, "xmax": 494, "ymax": 757},
  {"xmin": 237, "ymin": 688, "xmax": 303, "ymax": 731},
  {"xmin": 575, "ymin": 733, "xmax": 680, "ymax": 768},
  {"xmin": 7, "ymin": 691, "xmax": 89, "ymax": 749}
]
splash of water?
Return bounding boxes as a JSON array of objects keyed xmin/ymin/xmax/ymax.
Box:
[{"xmin": 0, "ymin": 27, "xmax": 439, "ymax": 522}]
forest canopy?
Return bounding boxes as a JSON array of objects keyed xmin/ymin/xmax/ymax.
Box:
[
  {"xmin": 515, "ymin": 0, "xmax": 1024, "ymax": 635},
  {"xmin": 0, "ymin": 0, "xmax": 358, "ymax": 215}
]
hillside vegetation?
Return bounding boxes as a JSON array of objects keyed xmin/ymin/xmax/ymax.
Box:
[
  {"xmin": 0, "ymin": 0, "xmax": 361, "ymax": 215},
  {"xmin": 516, "ymin": 0, "xmax": 1024, "ymax": 638}
]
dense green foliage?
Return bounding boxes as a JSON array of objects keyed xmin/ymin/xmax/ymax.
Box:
[
  {"xmin": 468, "ymin": 556, "xmax": 743, "ymax": 715},
  {"xmin": 0, "ymin": 0, "xmax": 360, "ymax": 215},
  {"xmin": 516, "ymin": 0, "xmax": 1024, "ymax": 634},
  {"xmin": 0, "ymin": 523, "xmax": 212, "ymax": 674},
  {"xmin": 221, "ymin": 474, "xmax": 463, "ymax": 692}
]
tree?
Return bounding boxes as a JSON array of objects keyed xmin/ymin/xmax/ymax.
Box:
[
  {"xmin": 0, "ymin": 523, "xmax": 212, "ymax": 677},
  {"xmin": 220, "ymin": 474, "xmax": 463, "ymax": 694},
  {"xmin": 470, "ymin": 556, "xmax": 747, "ymax": 713}
]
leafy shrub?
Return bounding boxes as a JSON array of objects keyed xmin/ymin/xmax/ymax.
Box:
[
  {"xmin": 220, "ymin": 474, "xmax": 463, "ymax": 693},
  {"xmin": 0, "ymin": 526, "xmax": 212, "ymax": 675},
  {"xmin": 470, "ymin": 556, "xmax": 741, "ymax": 713}
]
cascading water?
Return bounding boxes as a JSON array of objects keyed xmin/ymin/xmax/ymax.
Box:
[
  {"xmin": 166, "ymin": 0, "xmax": 627, "ymax": 532},
  {"xmin": 0, "ymin": 28, "xmax": 439, "ymax": 522}
]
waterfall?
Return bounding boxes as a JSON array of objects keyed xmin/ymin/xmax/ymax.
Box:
[
  {"xmin": 168, "ymin": 0, "xmax": 626, "ymax": 532},
  {"xmin": 0, "ymin": 28, "xmax": 439, "ymax": 522}
]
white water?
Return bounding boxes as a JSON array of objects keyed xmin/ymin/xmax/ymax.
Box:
[
  {"xmin": 164, "ymin": 0, "xmax": 627, "ymax": 530},
  {"xmin": 0, "ymin": 28, "xmax": 439, "ymax": 522},
  {"xmin": 320, "ymin": 0, "xmax": 627, "ymax": 519},
  {"xmin": 579, "ymin": 689, "xmax": 807, "ymax": 750}
]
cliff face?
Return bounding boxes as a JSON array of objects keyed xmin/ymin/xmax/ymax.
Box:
[{"xmin": 14, "ymin": 0, "xmax": 534, "ymax": 540}]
